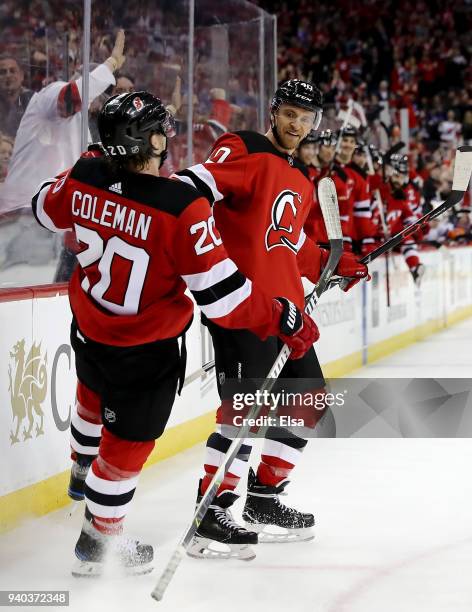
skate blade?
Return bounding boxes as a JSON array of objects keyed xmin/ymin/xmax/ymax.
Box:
[
  {"xmin": 71, "ymin": 558, "xmax": 154, "ymax": 578},
  {"xmin": 245, "ymin": 523, "xmax": 314, "ymax": 543},
  {"xmin": 187, "ymin": 536, "xmax": 256, "ymax": 561}
]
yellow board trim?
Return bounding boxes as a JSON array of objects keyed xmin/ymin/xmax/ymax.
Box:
[
  {"xmin": 0, "ymin": 411, "xmax": 216, "ymax": 534},
  {"xmin": 2, "ymin": 306, "xmax": 472, "ymax": 534}
]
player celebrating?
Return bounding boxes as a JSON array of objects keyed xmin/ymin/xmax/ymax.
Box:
[
  {"xmin": 385, "ymin": 153, "xmax": 425, "ymax": 284},
  {"xmin": 296, "ymin": 129, "xmax": 318, "ymax": 180},
  {"xmin": 303, "ymin": 129, "xmax": 352, "ymax": 249},
  {"xmin": 174, "ymin": 80, "xmax": 369, "ymax": 559},
  {"xmin": 31, "ymin": 91, "xmax": 319, "ymax": 576},
  {"xmin": 335, "ymin": 125, "xmax": 377, "ymax": 254}
]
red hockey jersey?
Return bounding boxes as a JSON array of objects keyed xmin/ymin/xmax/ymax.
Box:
[
  {"xmin": 385, "ymin": 186, "xmax": 417, "ymax": 235},
  {"xmin": 32, "ymin": 156, "xmax": 276, "ymax": 346},
  {"xmin": 304, "ymin": 161, "xmax": 351, "ymax": 247},
  {"xmin": 174, "ymin": 131, "xmax": 323, "ymax": 309}
]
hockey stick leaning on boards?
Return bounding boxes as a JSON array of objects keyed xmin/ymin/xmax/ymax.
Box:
[
  {"xmin": 330, "ymin": 145, "xmax": 472, "ymax": 290},
  {"xmin": 151, "ymin": 177, "xmax": 343, "ymax": 602}
]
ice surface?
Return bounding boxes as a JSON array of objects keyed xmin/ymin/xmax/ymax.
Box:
[{"xmin": 1, "ymin": 319, "xmax": 472, "ymax": 611}]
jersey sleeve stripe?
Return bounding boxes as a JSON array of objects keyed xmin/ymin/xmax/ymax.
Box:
[
  {"xmin": 31, "ymin": 179, "xmax": 61, "ymax": 232},
  {"xmin": 191, "ymin": 270, "xmax": 247, "ymax": 306},
  {"xmin": 198, "ymin": 278, "xmax": 252, "ymax": 319},
  {"xmin": 175, "ymin": 169, "xmax": 215, "ymax": 204},
  {"xmin": 183, "ymin": 164, "xmax": 224, "ymax": 204},
  {"xmin": 353, "ymin": 198, "xmax": 371, "ymax": 209},
  {"xmin": 294, "ymin": 228, "xmax": 306, "ymax": 252},
  {"xmin": 182, "ymin": 258, "xmax": 238, "ymax": 291}
]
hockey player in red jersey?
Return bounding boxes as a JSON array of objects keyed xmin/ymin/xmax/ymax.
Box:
[
  {"xmin": 303, "ymin": 129, "xmax": 352, "ymax": 249},
  {"xmin": 385, "ymin": 154, "xmax": 425, "ymax": 284},
  {"xmin": 31, "ymin": 92, "xmax": 319, "ymax": 576},
  {"xmin": 174, "ymin": 80, "xmax": 369, "ymax": 559},
  {"xmin": 335, "ymin": 125, "xmax": 377, "ymax": 255},
  {"xmin": 296, "ymin": 129, "xmax": 318, "ymax": 181}
]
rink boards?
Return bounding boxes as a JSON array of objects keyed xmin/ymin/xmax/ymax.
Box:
[{"xmin": 1, "ymin": 246, "xmax": 472, "ymax": 532}]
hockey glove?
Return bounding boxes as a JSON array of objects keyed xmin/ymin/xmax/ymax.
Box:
[
  {"xmin": 321, "ymin": 248, "xmax": 370, "ymax": 292},
  {"xmin": 273, "ymin": 298, "xmax": 320, "ymax": 360}
]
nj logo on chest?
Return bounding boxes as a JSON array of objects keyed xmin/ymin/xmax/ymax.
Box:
[{"xmin": 265, "ymin": 189, "xmax": 302, "ymax": 253}]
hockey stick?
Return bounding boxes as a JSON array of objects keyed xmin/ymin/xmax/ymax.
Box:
[
  {"xmin": 151, "ymin": 177, "xmax": 343, "ymax": 602},
  {"xmin": 182, "ymin": 359, "xmax": 215, "ymax": 389},
  {"xmin": 330, "ymin": 146, "xmax": 472, "ymax": 289},
  {"xmin": 360, "ymin": 145, "xmax": 472, "ymax": 265}
]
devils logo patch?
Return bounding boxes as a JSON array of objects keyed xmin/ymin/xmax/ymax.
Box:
[{"xmin": 265, "ymin": 189, "xmax": 302, "ymax": 252}]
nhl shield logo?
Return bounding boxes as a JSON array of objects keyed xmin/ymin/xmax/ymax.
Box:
[
  {"xmin": 104, "ymin": 406, "xmax": 116, "ymax": 423},
  {"xmin": 8, "ymin": 339, "xmax": 48, "ymax": 445}
]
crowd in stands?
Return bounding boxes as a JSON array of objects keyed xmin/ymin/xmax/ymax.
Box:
[
  {"xmin": 0, "ymin": 0, "xmax": 470, "ymax": 262},
  {"xmin": 254, "ymin": 0, "xmax": 472, "ymax": 243}
]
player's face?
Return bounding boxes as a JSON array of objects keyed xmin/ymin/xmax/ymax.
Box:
[
  {"xmin": 275, "ymin": 104, "xmax": 315, "ymax": 151},
  {"xmin": 318, "ymin": 143, "xmax": 336, "ymax": 163},
  {"xmin": 390, "ymin": 171, "xmax": 407, "ymax": 188},
  {"xmin": 298, "ymin": 142, "xmax": 316, "ymax": 165},
  {"xmin": 340, "ymin": 136, "xmax": 356, "ymax": 158}
]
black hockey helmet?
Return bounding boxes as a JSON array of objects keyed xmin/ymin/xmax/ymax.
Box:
[
  {"xmin": 317, "ymin": 129, "xmax": 337, "ymax": 147},
  {"xmin": 389, "ymin": 153, "xmax": 409, "ymax": 175},
  {"xmin": 354, "ymin": 139, "xmax": 367, "ymax": 155},
  {"xmin": 98, "ymin": 91, "xmax": 175, "ymax": 159},
  {"xmin": 339, "ymin": 124, "xmax": 358, "ymax": 140},
  {"xmin": 300, "ymin": 130, "xmax": 318, "ymax": 147},
  {"xmin": 271, "ymin": 79, "xmax": 323, "ymax": 130}
]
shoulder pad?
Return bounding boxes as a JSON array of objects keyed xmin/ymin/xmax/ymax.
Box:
[
  {"xmin": 70, "ymin": 158, "xmax": 202, "ymax": 216},
  {"xmin": 349, "ymin": 162, "xmax": 368, "ymax": 180},
  {"xmin": 333, "ymin": 164, "xmax": 348, "ymax": 183}
]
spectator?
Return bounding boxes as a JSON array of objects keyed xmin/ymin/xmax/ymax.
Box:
[
  {"xmin": 0, "ymin": 30, "xmax": 126, "ymax": 217},
  {"xmin": 438, "ymin": 110, "xmax": 462, "ymax": 148},
  {"xmin": 0, "ymin": 133, "xmax": 14, "ymax": 182},
  {"xmin": 0, "ymin": 30, "xmax": 126, "ymax": 274},
  {"xmin": 0, "ymin": 55, "xmax": 34, "ymax": 139}
]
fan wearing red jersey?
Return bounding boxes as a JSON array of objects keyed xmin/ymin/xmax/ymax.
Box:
[
  {"xmin": 385, "ymin": 154, "xmax": 425, "ymax": 285},
  {"xmin": 174, "ymin": 80, "xmax": 369, "ymax": 558},
  {"xmin": 31, "ymin": 92, "xmax": 318, "ymax": 577}
]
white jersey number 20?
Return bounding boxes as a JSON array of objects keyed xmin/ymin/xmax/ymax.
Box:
[{"xmin": 74, "ymin": 223, "xmax": 150, "ymax": 315}]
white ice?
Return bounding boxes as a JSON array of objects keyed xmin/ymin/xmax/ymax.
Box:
[{"xmin": 1, "ymin": 319, "xmax": 472, "ymax": 611}]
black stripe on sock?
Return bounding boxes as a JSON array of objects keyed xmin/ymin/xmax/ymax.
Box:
[
  {"xmin": 84, "ymin": 484, "xmax": 135, "ymax": 508},
  {"xmin": 71, "ymin": 423, "xmax": 101, "ymax": 450},
  {"xmin": 264, "ymin": 426, "xmax": 308, "ymax": 450}
]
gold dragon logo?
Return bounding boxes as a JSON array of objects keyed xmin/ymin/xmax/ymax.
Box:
[{"xmin": 8, "ymin": 339, "xmax": 48, "ymax": 445}]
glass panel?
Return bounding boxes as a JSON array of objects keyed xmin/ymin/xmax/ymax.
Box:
[
  {"xmin": 0, "ymin": 1, "xmax": 85, "ymax": 288},
  {"xmin": 0, "ymin": 0, "xmax": 275, "ymax": 289}
]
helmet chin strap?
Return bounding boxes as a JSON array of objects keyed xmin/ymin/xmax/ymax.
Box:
[{"xmin": 149, "ymin": 136, "xmax": 168, "ymax": 169}]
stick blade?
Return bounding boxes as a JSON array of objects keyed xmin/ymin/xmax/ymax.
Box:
[
  {"xmin": 452, "ymin": 146, "xmax": 472, "ymax": 191},
  {"xmin": 317, "ymin": 177, "xmax": 343, "ymax": 240}
]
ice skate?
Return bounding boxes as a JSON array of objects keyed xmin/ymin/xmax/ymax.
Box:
[
  {"xmin": 187, "ymin": 487, "xmax": 258, "ymax": 561},
  {"xmin": 242, "ymin": 467, "xmax": 314, "ymax": 543},
  {"xmin": 411, "ymin": 264, "xmax": 425, "ymax": 287},
  {"xmin": 72, "ymin": 509, "xmax": 154, "ymax": 577}
]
